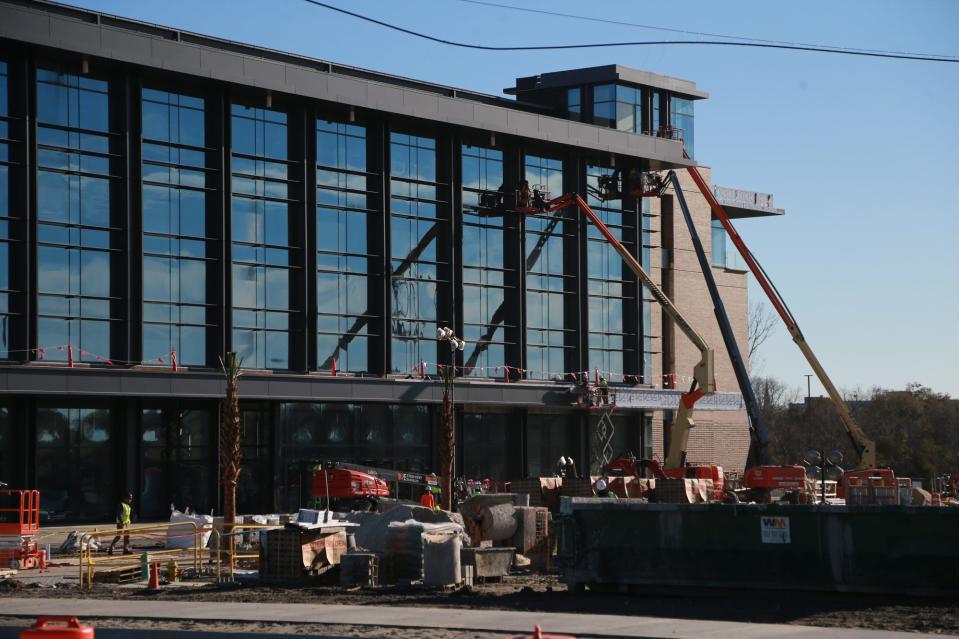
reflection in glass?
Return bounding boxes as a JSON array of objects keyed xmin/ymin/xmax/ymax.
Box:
[
  {"xmin": 524, "ymin": 155, "xmax": 567, "ymax": 379},
  {"xmin": 35, "ymin": 406, "xmax": 113, "ymax": 520},
  {"xmin": 316, "ymin": 118, "xmax": 371, "ymax": 373},
  {"xmin": 390, "ymin": 131, "xmax": 443, "ymax": 374},
  {"xmin": 231, "ymin": 103, "xmax": 293, "ymax": 369},
  {"xmin": 461, "ymin": 144, "xmax": 511, "ymax": 377},
  {"xmin": 586, "ymin": 164, "xmax": 635, "ymax": 377},
  {"xmin": 142, "ymin": 88, "xmax": 210, "ymax": 366},
  {"xmin": 36, "ymin": 68, "xmax": 115, "ymax": 362}
]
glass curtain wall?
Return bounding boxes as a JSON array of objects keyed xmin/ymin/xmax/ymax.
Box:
[
  {"xmin": 141, "ymin": 88, "xmax": 210, "ymax": 366},
  {"xmin": 237, "ymin": 404, "xmax": 272, "ymax": 514},
  {"xmin": 35, "ymin": 68, "xmax": 117, "ymax": 362},
  {"xmin": 524, "ymin": 155, "xmax": 567, "ymax": 380},
  {"xmin": 35, "ymin": 407, "xmax": 113, "ymax": 520},
  {"xmin": 278, "ymin": 402, "xmax": 431, "ymax": 510},
  {"xmin": 230, "ymin": 104, "xmax": 295, "ymax": 370},
  {"xmin": 670, "ymin": 97, "xmax": 694, "ymax": 158},
  {"xmin": 585, "ymin": 165, "xmax": 634, "ymax": 378},
  {"xmin": 641, "ymin": 198, "xmax": 654, "ymax": 380},
  {"xmin": 461, "ymin": 144, "xmax": 509, "ymax": 376},
  {"xmin": 462, "ymin": 413, "xmax": 511, "ymax": 480},
  {"xmin": 389, "ymin": 132, "xmax": 442, "ymax": 375},
  {"xmin": 566, "ymin": 88, "xmax": 581, "ymax": 121},
  {"xmin": 0, "ymin": 407, "xmax": 10, "ymax": 482},
  {"xmin": 593, "ymin": 84, "xmax": 642, "ymax": 133},
  {"xmin": 0, "ymin": 61, "xmax": 13, "ymax": 359},
  {"xmin": 140, "ymin": 407, "xmax": 213, "ymax": 519},
  {"xmin": 651, "ymin": 91, "xmax": 661, "ymax": 135},
  {"xmin": 316, "ymin": 118, "xmax": 372, "ymax": 373},
  {"xmin": 526, "ymin": 414, "xmax": 580, "ymax": 478}
]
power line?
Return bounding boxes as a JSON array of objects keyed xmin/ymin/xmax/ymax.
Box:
[
  {"xmin": 300, "ymin": 0, "xmax": 959, "ymax": 63},
  {"xmin": 455, "ymin": 0, "xmax": 959, "ymax": 61}
]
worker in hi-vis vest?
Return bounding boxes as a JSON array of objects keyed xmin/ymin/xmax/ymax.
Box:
[{"xmin": 108, "ymin": 492, "xmax": 134, "ymax": 555}]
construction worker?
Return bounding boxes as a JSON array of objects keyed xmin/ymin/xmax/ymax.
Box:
[
  {"xmin": 532, "ymin": 188, "xmax": 546, "ymax": 211},
  {"xmin": 108, "ymin": 492, "xmax": 133, "ymax": 555},
  {"xmin": 419, "ymin": 487, "xmax": 435, "ymax": 510},
  {"xmin": 516, "ymin": 180, "xmax": 532, "ymax": 209},
  {"xmin": 599, "ymin": 375, "xmax": 609, "ymax": 404}
]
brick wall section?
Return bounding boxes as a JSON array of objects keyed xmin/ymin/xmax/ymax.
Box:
[{"xmin": 650, "ymin": 167, "xmax": 751, "ymax": 473}]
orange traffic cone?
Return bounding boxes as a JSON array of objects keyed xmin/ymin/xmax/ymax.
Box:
[{"xmin": 148, "ymin": 561, "xmax": 160, "ymax": 590}]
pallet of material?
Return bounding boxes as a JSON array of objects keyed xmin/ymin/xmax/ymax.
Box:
[
  {"xmin": 260, "ymin": 527, "xmax": 348, "ymax": 582},
  {"xmin": 93, "ymin": 564, "xmax": 142, "ymax": 584}
]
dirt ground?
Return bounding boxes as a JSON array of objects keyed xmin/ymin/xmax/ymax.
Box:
[
  {"xmin": 0, "ymin": 615, "xmax": 514, "ymax": 638},
  {"xmin": 2, "ymin": 573, "xmax": 958, "ymax": 635}
]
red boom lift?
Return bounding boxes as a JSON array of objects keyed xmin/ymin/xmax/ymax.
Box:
[
  {"xmin": 511, "ymin": 184, "xmax": 723, "ymax": 497},
  {"xmin": 681, "ymin": 161, "xmax": 888, "ymax": 497},
  {"xmin": 310, "ymin": 461, "xmax": 439, "ymax": 511}
]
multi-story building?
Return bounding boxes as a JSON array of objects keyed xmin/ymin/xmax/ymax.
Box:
[{"xmin": 0, "ymin": 0, "xmax": 783, "ymax": 521}]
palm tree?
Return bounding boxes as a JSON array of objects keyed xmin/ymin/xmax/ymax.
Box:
[
  {"xmin": 438, "ymin": 364, "xmax": 455, "ymax": 511},
  {"xmin": 219, "ymin": 352, "xmax": 242, "ymax": 568}
]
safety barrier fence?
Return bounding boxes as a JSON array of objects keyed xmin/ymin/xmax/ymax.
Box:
[
  {"xmin": 211, "ymin": 523, "xmax": 283, "ymax": 582},
  {"xmin": 77, "ymin": 521, "xmax": 203, "ymax": 589}
]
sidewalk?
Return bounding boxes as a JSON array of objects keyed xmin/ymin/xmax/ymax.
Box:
[{"xmin": 2, "ymin": 597, "xmax": 952, "ymax": 638}]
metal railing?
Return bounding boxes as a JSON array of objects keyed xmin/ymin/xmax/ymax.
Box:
[
  {"xmin": 77, "ymin": 521, "xmax": 205, "ymax": 589},
  {"xmin": 211, "ymin": 523, "xmax": 283, "ymax": 582}
]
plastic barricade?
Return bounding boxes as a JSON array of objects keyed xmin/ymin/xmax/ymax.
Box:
[{"xmin": 20, "ymin": 617, "xmax": 94, "ymax": 638}]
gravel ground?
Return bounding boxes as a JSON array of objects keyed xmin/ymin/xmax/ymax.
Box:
[{"xmin": 2, "ymin": 574, "xmax": 958, "ymax": 635}]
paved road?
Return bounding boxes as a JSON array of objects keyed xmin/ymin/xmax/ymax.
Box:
[{"xmin": 2, "ymin": 597, "xmax": 953, "ymax": 638}]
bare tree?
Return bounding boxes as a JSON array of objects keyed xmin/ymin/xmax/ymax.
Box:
[
  {"xmin": 748, "ymin": 299, "xmax": 777, "ymax": 360},
  {"xmin": 219, "ymin": 352, "xmax": 242, "ymax": 568}
]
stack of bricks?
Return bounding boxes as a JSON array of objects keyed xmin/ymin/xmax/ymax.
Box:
[
  {"xmin": 561, "ymin": 477, "xmax": 595, "ymax": 498},
  {"xmin": 654, "ymin": 477, "xmax": 711, "ymax": 504}
]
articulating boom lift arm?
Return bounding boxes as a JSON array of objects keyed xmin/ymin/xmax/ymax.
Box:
[
  {"xmin": 521, "ymin": 192, "xmax": 715, "ymax": 470},
  {"xmin": 683, "ymin": 165, "xmax": 876, "ymax": 469},
  {"xmin": 667, "ymin": 171, "xmax": 771, "ymax": 466}
]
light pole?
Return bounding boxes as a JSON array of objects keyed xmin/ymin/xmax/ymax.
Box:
[{"xmin": 436, "ymin": 327, "xmax": 465, "ymax": 511}]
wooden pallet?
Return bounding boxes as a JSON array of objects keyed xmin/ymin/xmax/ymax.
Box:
[{"xmin": 94, "ymin": 564, "xmax": 142, "ymax": 584}]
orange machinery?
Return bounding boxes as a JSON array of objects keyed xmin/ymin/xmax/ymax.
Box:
[
  {"xmin": 311, "ymin": 461, "xmax": 438, "ymax": 511},
  {"xmin": 0, "ymin": 490, "xmax": 47, "ymax": 570}
]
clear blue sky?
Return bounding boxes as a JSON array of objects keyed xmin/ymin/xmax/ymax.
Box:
[{"xmin": 66, "ymin": 0, "xmax": 959, "ymax": 397}]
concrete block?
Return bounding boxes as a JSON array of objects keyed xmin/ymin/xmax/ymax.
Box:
[{"xmin": 460, "ymin": 547, "xmax": 513, "ymax": 579}]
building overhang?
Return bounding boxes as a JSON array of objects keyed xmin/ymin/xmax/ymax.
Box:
[
  {"xmin": 712, "ymin": 185, "xmax": 785, "ymax": 219},
  {"xmin": 0, "ymin": 0, "xmax": 696, "ymax": 169},
  {"xmin": 507, "ymin": 64, "xmax": 708, "ymax": 100},
  {"xmin": 0, "ymin": 366, "xmax": 745, "ymax": 411}
]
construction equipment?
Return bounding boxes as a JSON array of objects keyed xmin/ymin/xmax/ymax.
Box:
[
  {"xmin": 605, "ymin": 452, "xmax": 726, "ymax": 499},
  {"xmin": 512, "ymin": 187, "xmax": 715, "ymax": 476},
  {"xmin": 681, "ymin": 160, "xmax": 886, "ymax": 496},
  {"xmin": 0, "ymin": 489, "xmax": 47, "ymax": 570},
  {"xmin": 666, "ymin": 172, "xmax": 814, "ymax": 501},
  {"xmin": 310, "ymin": 461, "xmax": 438, "ymax": 511}
]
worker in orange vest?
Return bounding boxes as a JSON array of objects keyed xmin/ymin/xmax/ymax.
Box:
[{"xmin": 419, "ymin": 488, "xmax": 435, "ymax": 510}]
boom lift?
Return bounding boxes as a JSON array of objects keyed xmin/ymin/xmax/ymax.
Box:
[
  {"xmin": 681, "ymin": 162, "xmax": 884, "ymax": 495},
  {"xmin": 310, "ymin": 461, "xmax": 438, "ymax": 511},
  {"xmin": 666, "ymin": 172, "xmax": 809, "ymax": 500},
  {"xmin": 511, "ymin": 185, "xmax": 716, "ymax": 479}
]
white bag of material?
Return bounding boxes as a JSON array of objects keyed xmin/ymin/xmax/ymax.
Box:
[
  {"xmin": 166, "ymin": 508, "xmax": 213, "ymax": 549},
  {"xmin": 58, "ymin": 530, "xmax": 100, "ymax": 554}
]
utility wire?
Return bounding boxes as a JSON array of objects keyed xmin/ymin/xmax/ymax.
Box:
[
  {"xmin": 455, "ymin": 0, "xmax": 959, "ymax": 61},
  {"xmin": 300, "ymin": 0, "xmax": 959, "ymax": 63}
]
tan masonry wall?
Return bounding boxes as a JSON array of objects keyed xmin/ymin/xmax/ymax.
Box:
[{"xmin": 648, "ymin": 167, "xmax": 751, "ymax": 473}]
